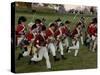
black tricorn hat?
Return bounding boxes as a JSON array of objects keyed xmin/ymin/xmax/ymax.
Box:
[
  {"xmin": 35, "ymin": 19, "xmax": 41, "ymax": 23},
  {"xmin": 18, "ymin": 16, "xmax": 27, "ymax": 24},
  {"xmin": 65, "ymin": 20, "xmax": 71, "ymax": 24},
  {"xmin": 55, "ymin": 18, "xmax": 61, "ymax": 22},
  {"xmin": 50, "ymin": 23, "xmax": 56, "ymax": 27}
]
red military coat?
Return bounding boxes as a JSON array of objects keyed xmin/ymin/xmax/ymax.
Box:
[
  {"xmin": 34, "ymin": 33, "xmax": 47, "ymax": 48},
  {"xmin": 16, "ymin": 24, "xmax": 25, "ymax": 35},
  {"xmin": 87, "ymin": 23, "xmax": 97, "ymax": 37},
  {"xmin": 25, "ymin": 32, "xmax": 34, "ymax": 42}
]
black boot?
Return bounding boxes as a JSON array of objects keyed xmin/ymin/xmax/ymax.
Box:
[
  {"xmin": 17, "ymin": 53, "xmax": 23, "ymax": 60},
  {"xmin": 28, "ymin": 60, "xmax": 38, "ymax": 64},
  {"xmin": 61, "ymin": 55, "xmax": 66, "ymax": 60},
  {"xmin": 66, "ymin": 47, "xmax": 69, "ymax": 53},
  {"xmin": 54, "ymin": 56, "xmax": 60, "ymax": 61}
]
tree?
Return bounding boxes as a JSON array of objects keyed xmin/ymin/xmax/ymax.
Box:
[{"xmin": 90, "ymin": 7, "xmax": 95, "ymax": 14}]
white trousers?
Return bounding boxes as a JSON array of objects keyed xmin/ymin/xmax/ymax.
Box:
[
  {"xmin": 91, "ymin": 35, "xmax": 96, "ymax": 41},
  {"xmin": 92, "ymin": 38, "xmax": 97, "ymax": 52},
  {"xmin": 17, "ymin": 37, "xmax": 23, "ymax": 46},
  {"xmin": 23, "ymin": 51, "xmax": 30, "ymax": 56},
  {"xmin": 64, "ymin": 37, "xmax": 69, "ymax": 48},
  {"xmin": 31, "ymin": 47, "xmax": 51, "ymax": 69},
  {"xmin": 80, "ymin": 36, "xmax": 84, "ymax": 45},
  {"xmin": 48, "ymin": 43, "xmax": 56, "ymax": 56},
  {"xmin": 23, "ymin": 46, "xmax": 37, "ymax": 57},
  {"xmin": 90, "ymin": 35, "xmax": 97, "ymax": 52},
  {"xmin": 58, "ymin": 41, "xmax": 64, "ymax": 55},
  {"xmin": 69, "ymin": 40, "xmax": 79, "ymax": 56}
]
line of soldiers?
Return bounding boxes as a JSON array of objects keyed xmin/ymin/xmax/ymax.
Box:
[{"xmin": 15, "ymin": 16, "xmax": 97, "ymax": 69}]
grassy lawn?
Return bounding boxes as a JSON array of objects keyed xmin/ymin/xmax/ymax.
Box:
[{"xmin": 15, "ymin": 12, "xmax": 97, "ymax": 73}]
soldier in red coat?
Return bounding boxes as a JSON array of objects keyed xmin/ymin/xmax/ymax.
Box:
[
  {"xmin": 55, "ymin": 23, "xmax": 66, "ymax": 59},
  {"xmin": 87, "ymin": 17, "xmax": 97, "ymax": 52},
  {"xmin": 17, "ymin": 24, "xmax": 38, "ymax": 60},
  {"xmin": 17, "ymin": 30, "xmax": 35, "ymax": 60},
  {"xmin": 24, "ymin": 25, "xmax": 40, "ymax": 58},
  {"xmin": 30, "ymin": 26, "xmax": 51, "ymax": 69},
  {"xmin": 16, "ymin": 16, "xmax": 26, "ymax": 35},
  {"xmin": 66, "ymin": 22, "xmax": 82, "ymax": 56},
  {"xmin": 63, "ymin": 21, "xmax": 71, "ymax": 49},
  {"xmin": 16, "ymin": 16, "xmax": 27, "ymax": 46},
  {"xmin": 87, "ymin": 22, "xmax": 97, "ymax": 38},
  {"xmin": 46, "ymin": 23, "xmax": 60, "ymax": 61}
]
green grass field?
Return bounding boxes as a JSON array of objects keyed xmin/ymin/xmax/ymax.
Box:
[{"xmin": 15, "ymin": 11, "xmax": 97, "ymax": 73}]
